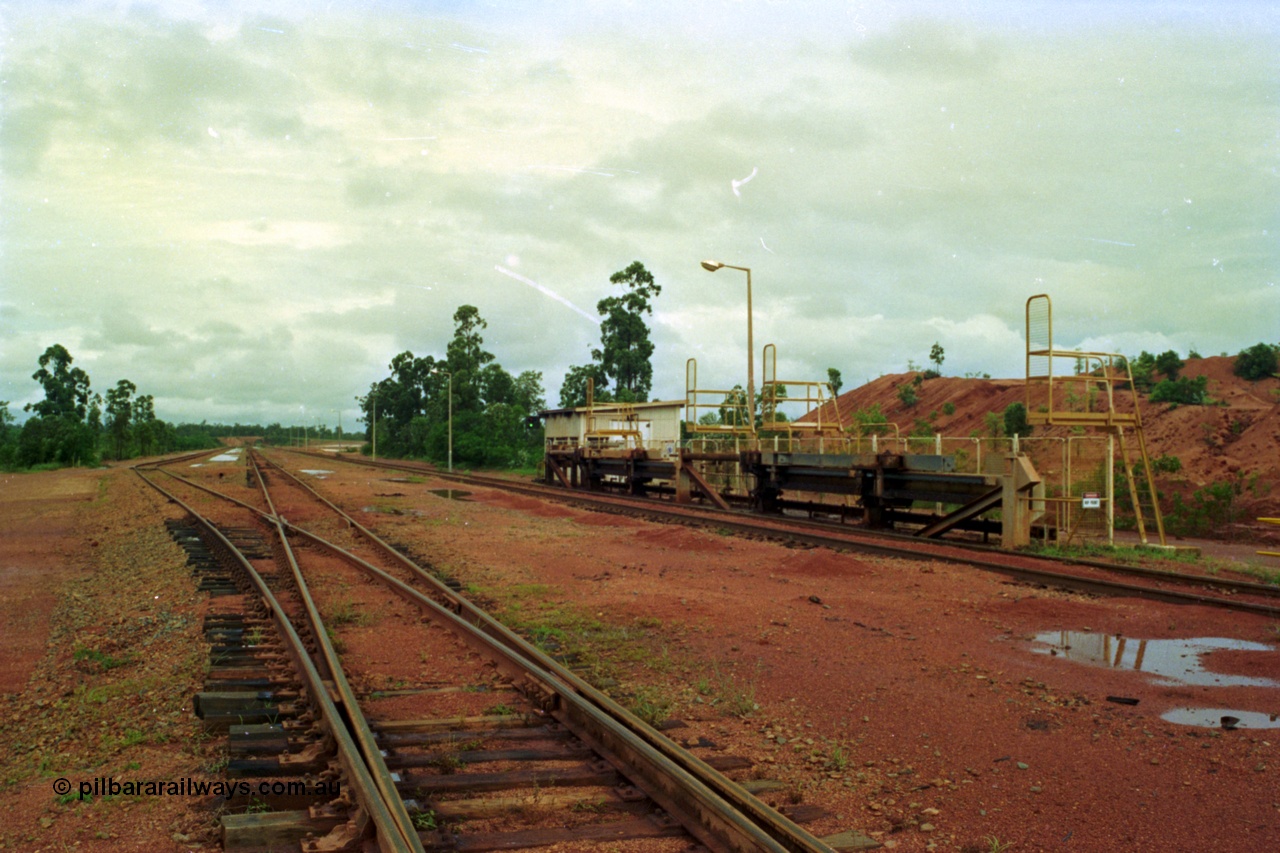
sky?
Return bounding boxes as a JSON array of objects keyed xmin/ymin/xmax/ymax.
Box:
[{"xmin": 2, "ymin": 0, "xmax": 1277, "ymax": 428}]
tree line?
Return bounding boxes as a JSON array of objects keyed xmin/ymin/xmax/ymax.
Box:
[
  {"xmin": 360, "ymin": 262, "xmax": 668, "ymax": 468},
  {"xmin": 0, "ymin": 344, "xmax": 222, "ymax": 469},
  {"xmin": 358, "ymin": 304, "xmax": 547, "ymax": 469},
  {"xmin": 0, "ymin": 344, "xmax": 369, "ymax": 470}
]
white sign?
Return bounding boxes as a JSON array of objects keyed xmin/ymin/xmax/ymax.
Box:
[{"xmin": 1082, "ymin": 492, "xmax": 1101, "ymax": 509}]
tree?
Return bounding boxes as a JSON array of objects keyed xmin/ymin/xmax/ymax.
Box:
[
  {"xmin": 929, "ymin": 342, "xmax": 945, "ymax": 375},
  {"xmin": 559, "ymin": 363, "xmax": 610, "ymax": 409},
  {"xmin": 104, "ymin": 379, "xmax": 136, "ymax": 460},
  {"xmin": 132, "ymin": 394, "xmax": 158, "ymax": 457},
  {"xmin": 826, "ymin": 368, "xmax": 843, "ymax": 397},
  {"xmin": 1154, "ymin": 350, "xmax": 1184, "ymax": 381},
  {"xmin": 1234, "ymin": 342, "xmax": 1279, "ymax": 381},
  {"xmin": 447, "ymin": 305, "xmax": 496, "ymax": 412},
  {"xmin": 1128, "ymin": 351, "xmax": 1157, "ymax": 392},
  {"xmin": 722, "ymin": 386, "xmax": 752, "ymax": 428},
  {"xmin": 595, "ymin": 261, "xmax": 662, "ymax": 401},
  {"xmin": 512, "ymin": 371, "xmax": 546, "ymax": 414},
  {"xmin": 27, "ymin": 344, "xmax": 91, "ymax": 422},
  {"xmin": 0, "ymin": 401, "xmax": 15, "ymax": 468},
  {"xmin": 760, "ymin": 384, "xmax": 789, "ymax": 427},
  {"xmin": 1003, "ymin": 402, "xmax": 1033, "ymax": 438},
  {"xmin": 20, "ymin": 345, "xmax": 97, "ymax": 467}
]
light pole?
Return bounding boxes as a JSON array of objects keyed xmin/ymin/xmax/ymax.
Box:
[
  {"xmin": 700, "ymin": 260, "xmax": 754, "ymax": 429},
  {"xmin": 434, "ymin": 369, "xmax": 453, "ymax": 472},
  {"xmin": 332, "ymin": 409, "xmax": 342, "ymax": 442}
]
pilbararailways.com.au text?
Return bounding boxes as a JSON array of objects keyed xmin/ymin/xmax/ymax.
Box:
[{"xmin": 53, "ymin": 776, "xmax": 341, "ymax": 799}]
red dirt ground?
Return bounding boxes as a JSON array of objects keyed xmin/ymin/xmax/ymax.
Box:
[{"xmin": 2, "ymin": 456, "xmax": 1277, "ymax": 852}]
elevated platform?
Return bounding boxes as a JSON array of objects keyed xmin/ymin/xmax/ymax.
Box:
[{"xmin": 541, "ymin": 442, "xmax": 1043, "ymax": 547}]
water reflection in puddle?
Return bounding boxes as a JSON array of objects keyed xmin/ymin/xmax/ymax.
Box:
[
  {"xmin": 300, "ymin": 469, "xmax": 334, "ymax": 477},
  {"xmin": 1031, "ymin": 631, "xmax": 1279, "ymax": 688},
  {"xmin": 429, "ymin": 489, "xmax": 472, "ymax": 501},
  {"xmin": 1161, "ymin": 707, "xmax": 1280, "ymax": 729}
]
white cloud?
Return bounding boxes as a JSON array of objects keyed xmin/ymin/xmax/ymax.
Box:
[{"xmin": 3, "ymin": 3, "xmax": 1276, "ymax": 426}]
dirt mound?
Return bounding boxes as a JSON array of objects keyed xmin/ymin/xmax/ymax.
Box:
[{"xmin": 814, "ymin": 356, "xmax": 1280, "ymax": 534}]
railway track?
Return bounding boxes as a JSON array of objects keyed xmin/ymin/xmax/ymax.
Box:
[
  {"xmin": 280, "ymin": 448, "xmax": 1280, "ymax": 620},
  {"xmin": 137, "ymin": 449, "xmax": 838, "ymax": 853}
]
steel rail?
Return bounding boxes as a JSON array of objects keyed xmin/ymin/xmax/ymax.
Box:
[
  {"xmin": 276, "ymin": 449, "xmax": 1280, "ymax": 619},
  {"xmin": 144, "ymin": 452, "xmax": 835, "ymax": 851},
  {"xmin": 244, "ymin": 452, "xmax": 428, "ymax": 853},
  {"xmin": 133, "ymin": 469, "xmax": 417, "ymax": 853},
  {"xmin": 458, "ymin": 472, "xmax": 1280, "ymax": 600},
  {"xmin": 249, "ymin": 450, "xmax": 837, "ymax": 853}
]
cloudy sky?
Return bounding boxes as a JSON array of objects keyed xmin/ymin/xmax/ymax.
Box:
[{"xmin": 2, "ymin": 1, "xmax": 1276, "ymax": 428}]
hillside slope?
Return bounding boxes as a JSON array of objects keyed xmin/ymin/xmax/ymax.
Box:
[{"xmin": 810, "ymin": 356, "xmax": 1279, "ymax": 536}]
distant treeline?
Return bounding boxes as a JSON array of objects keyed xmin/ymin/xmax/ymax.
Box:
[
  {"xmin": 0, "ymin": 344, "xmax": 352, "ymax": 471},
  {"xmin": 176, "ymin": 422, "xmax": 358, "ymax": 445}
]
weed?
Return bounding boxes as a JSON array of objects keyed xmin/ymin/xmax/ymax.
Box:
[
  {"xmin": 432, "ymin": 753, "xmax": 463, "ymax": 775},
  {"xmin": 326, "ymin": 599, "xmax": 370, "ymax": 627},
  {"xmin": 629, "ymin": 685, "xmax": 674, "ymax": 727},
  {"xmin": 826, "ymin": 745, "xmax": 848, "ymax": 770},
  {"xmin": 572, "ymin": 797, "xmax": 609, "ymax": 813},
  {"xmin": 324, "ymin": 625, "xmax": 346, "ymax": 654},
  {"xmin": 245, "ymin": 797, "xmax": 271, "ymax": 814},
  {"xmin": 203, "ymin": 752, "xmax": 229, "ymax": 774},
  {"xmin": 720, "ymin": 681, "xmax": 758, "ymax": 718},
  {"xmin": 985, "ymin": 836, "xmax": 1013, "ymax": 853},
  {"xmin": 72, "ymin": 646, "xmax": 128, "ymax": 672},
  {"xmin": 244, "ymin": 626, "xmax": 266, "ymax": 646},
  {"xmin": 412, "ymin": 810, "xmax": 437, "ymax": 830},
  {"xmin": 486, "ymin": 703, "xmax": 515, "ymax": 717}
]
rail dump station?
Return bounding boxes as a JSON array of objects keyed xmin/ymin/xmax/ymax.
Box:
[
  {"xmin": 539, "ymin": 398, "xmax": 1044, "ymax": 547},
  {"xmin": 537, "ymin": 294, "xmax": 1181, "ymax": 552}
]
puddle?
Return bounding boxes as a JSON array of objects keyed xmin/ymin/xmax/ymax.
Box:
[
  {"xmin": 209, "ymin": 448, "xmax": 243, "ymax": 463},
  {"xmin": 1161, "ymin": 707, "xmax": 1280, "ymax": 729},
  {"xmin": 1031, "ymin": 631, "xmax": 1279, "ymax": 688},
  {"xmin": 429, "ymin": 489, "xmax": 472, "ymax": 501},
  {"xmin": 299, "ymin": 469, "xmax": 334, "ymax": 477}
]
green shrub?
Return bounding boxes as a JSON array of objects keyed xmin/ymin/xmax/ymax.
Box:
[
  {"xmin": 1166, "ymin": 480, "xmax": 1241, "ymax": 538},
  {"xmin": 852, "ymin": 404, "xmax": 892, "ymax": 436},
  {"xmin": 1150, "ymin": 375, "xmax": 1209, "ymax": 405},
  {"xmin": 942, "ymin": 402, "xmax": 956, "ymax": 416},
  {"xmin": 1154, "ymin": 350, "xmax": 1184, "ymax": 381},
  {"xmin": 1234, "ymin": 342, "xmax": 1279, "ymax": 381},
  {"xmin": 1151, "ymin": 454, "xmax": 1182, "ymax": 474},
  {"xmin": 1002, "ymin": 402, "xmax": 1033, "ymax": 438},
  {"xmin": 897, "ymin": 384, "xmax": 918, "ymax": 409}
]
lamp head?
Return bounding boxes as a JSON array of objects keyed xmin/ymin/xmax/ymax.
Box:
[{"xmin": 700, "ymin": 260, "xmax": 724, "ymax": 272}]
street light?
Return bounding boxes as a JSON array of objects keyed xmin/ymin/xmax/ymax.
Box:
[
  {"xmin": 434, "ymin": 369, "xmax": 453, "ymax": 472},
  {"xmin": 700, "ymin": 260, "xmax": 754, "ymax": 429}
]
